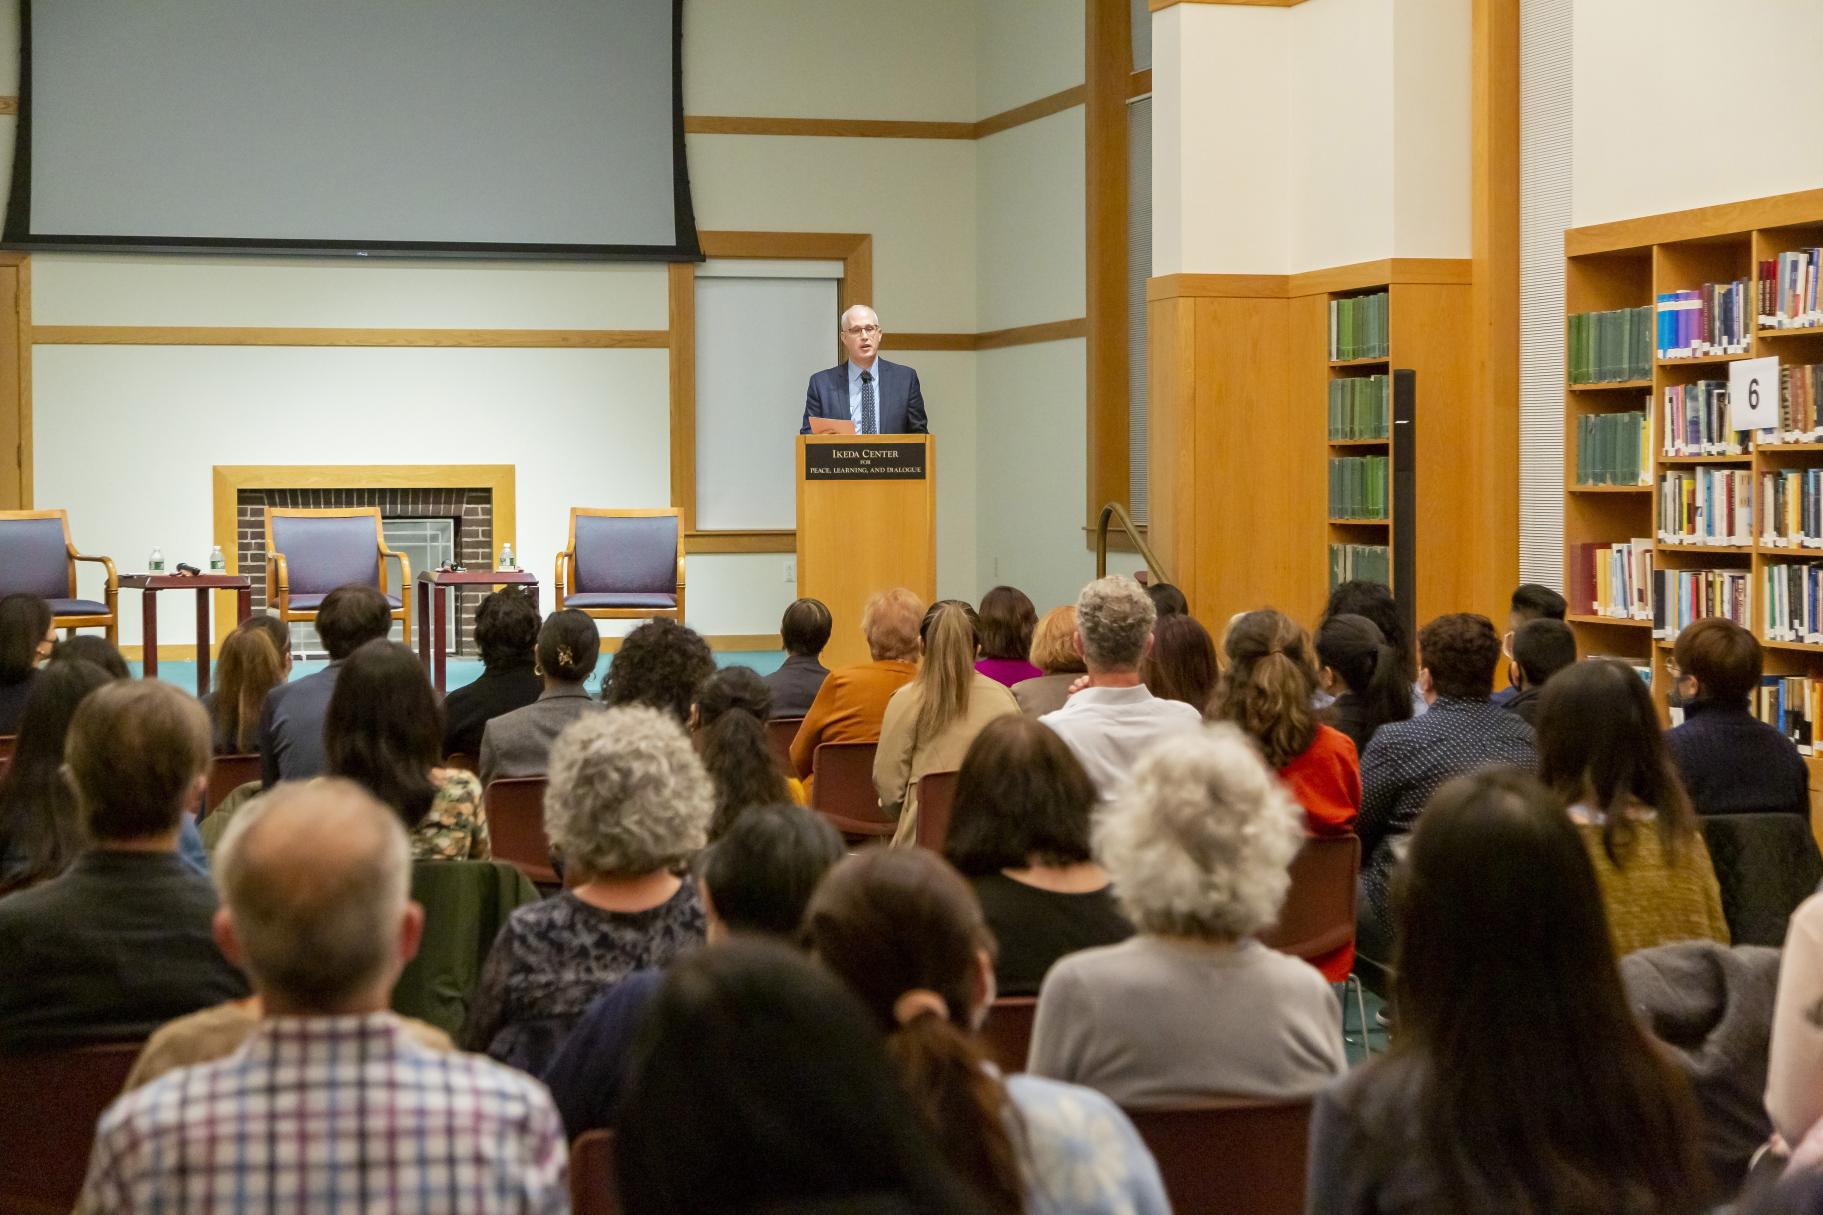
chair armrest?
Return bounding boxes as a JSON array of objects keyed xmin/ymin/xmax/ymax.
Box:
[
  {"xmin": 555, "ymin": 549, "xmax": 573, "ymax": 603},
  {"xmin": 269, "ymin": 552, "xmax": 289, "ymax": 604},
  {"xmin": 380, "ymin": 547, "xmax": 411, "ymax": 594},
  {"xmin": 70, "ymin": 550, "xmax": 118, "ymax": 597}
]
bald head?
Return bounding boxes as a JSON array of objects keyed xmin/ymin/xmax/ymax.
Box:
[
  {"xmin": 215, "ymin": 779, "xmax": 416, "ymax": 1012},
  {"xmin": 839, "ymin": 304, "xmax": 882, "ymax": 368}
]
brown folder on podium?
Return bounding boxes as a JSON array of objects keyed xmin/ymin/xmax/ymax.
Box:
[{"xmin": 796, "ymin": 434, "xmax": 936, "ymax": 670}]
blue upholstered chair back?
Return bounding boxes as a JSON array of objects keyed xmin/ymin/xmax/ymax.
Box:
[
  {"xmin": 0, "ymin": 518, "xmax": 70, "ymax": 598},
  {"xmin": 270, "ymin": 514, "xmax": 382, "ymax": 595},
  {"xmin": 574, "ymin": 515, "xmax": 678, "ymax": 595}
]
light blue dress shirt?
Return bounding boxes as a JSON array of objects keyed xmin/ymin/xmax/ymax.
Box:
[{"xmin": 846, "ymin": 359, "xmax": 882, "ymax": 433}]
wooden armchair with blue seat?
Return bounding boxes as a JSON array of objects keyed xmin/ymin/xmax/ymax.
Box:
[
  {"xmin": 555, "ymin": 507, "xmax": 685, "ymax": 624},
  {"xmin": 265, "ymin": 507, "xmax": 411, "ymax": 646},
  {"xmin": 0, "ymin": 509, "xmax": 118, "ymax": 642}
]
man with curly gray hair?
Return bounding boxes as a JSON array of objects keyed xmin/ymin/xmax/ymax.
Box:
[
  {"xmin": 1027, "ymin": 723, "xmax": 1346, "ymax": 1105},
  {"xmin": 1039, "ymin": 575, "xmax": 1201, "ymax": 799},
  {"xmin": 461, "ymin": 706, "xmax": 711, "ymax": 1074}
]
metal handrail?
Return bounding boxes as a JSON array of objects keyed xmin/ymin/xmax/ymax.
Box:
[{"xmin": 1095, "ymin": 502, "xmax": 1173, "ymax": 586}]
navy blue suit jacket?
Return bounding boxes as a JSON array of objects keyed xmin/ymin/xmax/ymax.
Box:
[{"xmin": 800, "ymin": 358, "xmax": 928, "ymax": 434}]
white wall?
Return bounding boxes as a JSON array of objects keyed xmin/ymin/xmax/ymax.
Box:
[
  {"xmin": 1287, "ymin": 0, "xmax": 1396, "ymax": 272},
  {"xmin": 977, "ymin": 0, "xmax": 1084, "ymax": 118}
]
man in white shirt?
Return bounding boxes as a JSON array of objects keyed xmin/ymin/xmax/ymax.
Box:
[{"xmin": 1041, "ymin": 575, "xmax": 1202, "ymax": 799}]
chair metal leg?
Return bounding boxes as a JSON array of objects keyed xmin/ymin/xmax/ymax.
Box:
[{"xmin": 1347, "ymin": 973, "xmax": 1374, "ymax": 1055}]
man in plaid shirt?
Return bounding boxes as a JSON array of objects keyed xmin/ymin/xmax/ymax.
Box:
[{"xmin": 79, "ymin": 779, "xmax": 570, "ymax": 1215}]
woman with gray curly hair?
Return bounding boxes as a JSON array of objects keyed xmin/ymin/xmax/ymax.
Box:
[
  {"xmin": 462, "ymin": 706, "xmax": 711, "ymax": 1074},
  {"xmin": 1027, "ymin": 722, "xmax": 1346, "ymax": 1105}
]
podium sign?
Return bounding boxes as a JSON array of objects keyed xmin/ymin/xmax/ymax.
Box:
[{"xmin": 804, "ymin": 442, "xmax": 928, "ymax": 481}]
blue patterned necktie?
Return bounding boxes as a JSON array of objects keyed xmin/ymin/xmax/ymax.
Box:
[{"xmin": 860, "ymin": 369, "xmax": 877, "ymax": 435}]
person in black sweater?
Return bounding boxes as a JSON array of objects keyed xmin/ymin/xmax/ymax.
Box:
[
  {"xmin": 1666, "ymin": 617, "xmax": 1809, "ymax": 817},
  {"xmin": 441, "ymin": 589, "xmax": 543, "ymax": 760},
  {"xmin": 1314, "ymin": 612, "xmax": 1411, "ymax": 755},
  {"xmin": 1504, "ymin": 618, "xmax": 1577, "ymax": 727},
  {"xmin": 0, "ymin": 592, "xmax": 53, "ymax": 736}
]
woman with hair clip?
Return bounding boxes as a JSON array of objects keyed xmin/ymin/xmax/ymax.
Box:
[
  {"xmin": 479, "ymin": 608, "xmax": 603, "ymax": 785},
  {"xmin": 874, "ymin": 600, "xmax": 1018, "ymax": 846},
  {"xmin": 1306, "ymin": 768, "xmax": 1710, "ymax": 1214},
  {"xmin": 693, "ymin": 665, "xmax": 804, "ymax": 839},
  {"xmin": 807, "ymin": 847, "xmax": 1170, "ymax": 1215},
  {"xmin": 1313, "ymin": 612, "xmax": 1412, "ymax": 755}
]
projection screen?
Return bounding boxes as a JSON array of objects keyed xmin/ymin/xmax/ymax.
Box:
[{"xmin": 4, "ymin": 0, "xmax": 699, "ymax": 260}]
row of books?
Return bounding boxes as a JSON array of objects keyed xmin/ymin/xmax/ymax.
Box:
[
  {"xmin": 1663, "ymin": 380, "xmax": 1751, "ymax": 456},
  {"xmin": 1658, "ymin": 281, "xmax": 1751, "ymax": 359},
  {"xmin": 1573, "ymin": 538, "xmax": 1653, "ymax": 620},
  {"xmin": 1567, "ymin": 306, "xmax": 1653, "ymax": 385},
  {"xmin": 1574, "ymin": 410, "xmax": 1650, "ymax": 486},
  {"xmin": 1765, "ymin": 561, "xmax": 1823, "ymax": 645},
  {"xmin": 1328, "ymin": 456, "xmax": 1389, "ymax": 520},
  {"xmin": 1659, "ymin": 469, "xmax": 1753, "ymax": 546},
  {"xmin": 1751, "ymin": 675, "xmax": 1821, "ymax": 755},
  {"xmin": 1759, "ymin": 469, "xmax": 1823, "ymax": 548},
  {"xmin": 1328, "ymin": 293, "xmax": 1388, "ymax": 361},
  {"xmin": 1327, "ymin": 544, "xmax": 1389, "ymax": 589},
  {"xmin": 1758, "ymin": 249, "xmax": 1823, "ymax": 331},
  {"xmin": 1758, "ymin": 363, "xmax": 1823, "ymax": 444},
  {"xmin": 1327, "ymin": 375, "xmax": 1390, "ymax": 440},
  {"xmin": 1653, "ymin": 567, "xmax": 1749, "ymax": 638}
]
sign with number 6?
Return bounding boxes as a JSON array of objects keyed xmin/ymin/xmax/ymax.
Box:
[{"xmin": 1730, "ymin": 355, "xmax": 1782, "ymax": 433}]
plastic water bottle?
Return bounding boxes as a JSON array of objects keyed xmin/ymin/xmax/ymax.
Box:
[
  {"xmin": 209, "ymin": 545, "xmax": 226, "ymax": 572},
  {"xmin": 148, "ymin": 546, "xmax": 165, "ymax": 573},
  {"xmin": 499, "ymin": 543, "xmax": 516, "ymax": 571}
]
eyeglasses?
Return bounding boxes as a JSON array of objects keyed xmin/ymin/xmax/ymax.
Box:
[
  {"xmin": 1665, "ymin": 659, "xmax": 1682, "ymax": 680},
  {"xmin": 843, "ymin": 324, "xmax": 882, "ymax": 337}
]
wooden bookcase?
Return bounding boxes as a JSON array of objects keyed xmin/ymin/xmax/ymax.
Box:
[{"xmin": 1563, "ymin": 191, "xmax": 1823, "ymax": 811}]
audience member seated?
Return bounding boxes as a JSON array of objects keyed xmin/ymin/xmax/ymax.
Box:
[
  {"xmin": 463, "ymin": 707, "xmax": 709, "ymax": 1074},
  {"xmin": 762, "ymin": 597, "xmax": 833, "ymax": 718},
  {"xmin": 614, "ymin": 940, "xmax": 990, "ymax": 1215},
  {"xmin": 790, "ymin": 586, "xmax": 924, "ymax": 784},
  {"xmin": 478, "ymin": 607, "xmax": 602, "ymax": 784},
  {"xmin": 600, "ymin": 617, "xmax": 716, "ymax": 723},
  {"xmin": 1305, "ymin": 769, "xmax": 1709, "ymax": 1215},
  {"xmin": 202, "ymin": 616, "xmax": 288, "ymax": 753},
  {"xmin": 1145, "ymin": 581, "xmax": 1189, "ymax": 617},
  {"xmin": 1011, "ymin": 604, "xmax": 1088, "ymax": 717},
  {"xmin": 1314, "ymin": 612, "xmax": 1411, "ymax": 754},
  {"xmin": 0, "ymin": 680, "xmax": 247, "ymax": 1051},
  {"xmin": 1504, "ymin": 616, "xmax": 1577, "ymax": 726},
  {"xmin": 942, "ymin": 716, "xmax": 1132, "ymax": 996},
  {"xmin": 258, "ymin": 583, "xmax": 392, "ymax": 785},
  {"xmin": 441, "ymin": 588, "xmax": 542, "ymax": 759},
  {"xmin": 51, "ymin": 633, "xmax": 129, "ymax": 679},
  {"xmin": 876, "ymin": 600, "xmax": 1018, "ymax": 844},
  {"xmin": 1028, "ymin": 723, "xmax": 1346, "ymax": 1104},
  {"xmin": 808, "ymin": 847, "xmax": 1171, "ymax": 1215},
  {"xmin": 1040, "ymin": 576, "xmax": 1201, "ymax": 799},
  {"xmin": 1769, "ymin": 894, "xmax": 1823, "ymax": 1186},
  {"xmin": 1538, "ymin": 658, "xmax": 1728, "ymax": 956},
  {"xmin": 695, "ymin": 665, "xmax": 800, "ymax": 838},
  {"xmin": 1666, "ymin": 616, "xmax": 1809, "ymax": 818},
  {"xmin": 1322, "ymin": 579, "xmax": 1421, "ymax": 716},
  {"xmin": 1622, "ymin": 940, "xmax": 1781, "ymax": 1200},
  {"xmin": 545, "ymin": 802, "xmax": 844, "ymax": 1137},
  {"xmin": 1492, "ymin": 581, "xmax": 1568, "ymax": 706},
  {"xmin": 974, "ymin": 584, "xmax": 1042, "ymax": 687},
  {"xmin": 0, "ymin": 592, "xmax": 53, "ymax": 734},
  {"xmin": 1357, "ymin": 612, "xmax": 1538, "ymax": 961},
  {"xmin": 0, "ymin": 658, "xmax": 114, "ymax": 891},
  {"xmin": 326, "ymin": 639, "xmax": 490, "ymax": 861},
  {"xmin": 80, "ymin": 780, "xmax": 565, "ymax": 1214},
  {"xmin": 1139, "ymin": 611, "xmax": 1218, "ymax": 710}
]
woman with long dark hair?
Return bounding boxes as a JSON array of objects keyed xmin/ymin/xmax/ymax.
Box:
[
  {"xmin": 1306, "ymin": 768, "xmax": 1710, "ymax": 1214},
  {"xmin": 0, "ymin": 593, "xmax": 55, "ymax": 735},
  {"xmin": 0, "ymin": 658, "xmax": 114, "ymax": 891},
  {"xmin": 974, "ymin": 585, "xmax": 1042, "ymax": 688},
  {"xmin": 205, "ymin": 617, "xmax": 288, "ymax": 753},
  {"xmin": 1314, "ymin": 612, "xmax": 1411, "ymax": 754},
  {"xmin": 694, "ymin": 665, "xmax": 798, "ymax": 838},
  {"xmin": 324, "ymin": 639, "xmax": 488, "ymax": 860},
  {"xmin": 808, "ymin": 847, "xmax": 1170, "ymax": 1215},
  {"xmin": 1536, "ymin": 658, "xmax": 1727, "ymax": 956},
  {"xmin": 1139, "ymin": 612, "xmax": 1218, "ymax": 710}
]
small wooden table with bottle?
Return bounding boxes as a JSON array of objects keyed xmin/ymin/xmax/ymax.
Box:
[
  {"xmin": 415, "ymin": 555, "xmax": 540, "ymax": 695},
  {"xmin": 120, "ymin": 545, "xmax": 254, "ymax": 696}
]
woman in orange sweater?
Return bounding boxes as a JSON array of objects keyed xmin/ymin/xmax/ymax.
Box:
[{"xmin": 789, "ymin": 587, "xmax": 926, "ymax": 793}]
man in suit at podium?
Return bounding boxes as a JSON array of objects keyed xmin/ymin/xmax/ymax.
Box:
[{"xmin": 800, "ymin": 304, "xmax": 929, "ymax": 435}]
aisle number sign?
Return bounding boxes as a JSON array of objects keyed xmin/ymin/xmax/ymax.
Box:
[{"xmin": 1730, "ymin": 355, "xmax": 1782, "ymax": 433}]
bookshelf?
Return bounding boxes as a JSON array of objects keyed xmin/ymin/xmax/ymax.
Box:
[{"xmin": 1563, "ymin": 191, "xmax": 1823, "ymax": 821}]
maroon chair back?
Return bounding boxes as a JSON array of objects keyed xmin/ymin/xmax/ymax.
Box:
[
  {"xmin": 810, "ymin": 742, "xmax": 894, "ymax": 840},
  {"xmin": 914, "ymin": 770, "xmax": 960, "ymax": 851},
  {"xmin": 765, "ymin": 717, "xmax": 802, "ymax": 768},
  {"xmin": 1258, "ymin": 834, "xmax": 1360, "ymax": 962},
  {"xmin": 204, "ymin": 754, "xmax": 263, "ymax": 817},
  {"xmin": 0, "ymin": 1041, "xmax": 142, "ymax": 1214},
  {"xmin": 977, "ymin": 996, "xmax": 1037, "ymax": 1074},
  {"xmin": 1123, "ymin": 1099, "xmax": 1313, "ymax": 1215},
  {"xmin": 571, "ymin": 1128, "xmax": 621, "ymax": 1215},
  {"xmin": 484, "ymin": 777, "xmax": 560, "ymax": 886}
]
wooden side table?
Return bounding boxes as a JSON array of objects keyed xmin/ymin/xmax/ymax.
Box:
[
  {"xmin": 119, "ymin": 573, "xmax": 254, "ymax": 696},
  {"xmin": 416, "ymin": 569, "xmax": 540, "ymax": 694}
]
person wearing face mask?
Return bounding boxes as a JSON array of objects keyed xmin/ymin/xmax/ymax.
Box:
[
  {"xmin": 1665, "ymin": 617, "xmax": 1808, "ymax": 818},
  {"xmin": 1502, "ymin": 618, "xmax": 1578, "ymax": 727}
]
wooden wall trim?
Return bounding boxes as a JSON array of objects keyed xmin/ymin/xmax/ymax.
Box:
[
  {"xmin": 686, "ymin": 115, "xmax": 975, "ymax": 140},
  {"xmin": 1086, "ymin": 0, "xmax": 1132, "ymax": 532},
  {"xmin": 1565, "ymin": 185, "xmax": 1823, "ymax": 258},
  {"xmin": 685, "ymin": 531, "xmax": 796, "ymax": 554},
  {"xmin": 1471, "ymin": 0, "xmax": 1520, "ymax": 618},
  {"xmin": 1149, "ymin": 260, "xmax": 1474, "ymax": 303},
  {"xmin": 668, "ymin": 263, "xmax": 697, "ymax": 534},
  {"xmin": 12, "ymin": 261, "xmax": 28, "ymax": 508},
  {"xmin": 1149, "ymin": 273, "xmax": 1290, "ymax": 302},
  {"xmin": 31, "ymin": 325, "xmax": 667, "ymax": 348},
  {"xmin": 1129, "ymin": 70, "xmax": 1153, "ymax": 99},
  {"xmin": 975, "ymin": 86, "xmax": 1087, "ymax": 139},
  {"xmin": 896, "ymin": 318, "xmax": 1089, "ymax": 352},
  {"xmin": 1149, "ymin": 0, "xmax": 1309, "ymax": 9},
  {"xmin": 0, "ymin": 98, "xmax": 14, "ymax": 116}
]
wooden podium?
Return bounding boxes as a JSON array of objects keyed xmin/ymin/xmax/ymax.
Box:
[{"xmin": 796, "ymin": 434, "xmax": 936, "ymax": 670}]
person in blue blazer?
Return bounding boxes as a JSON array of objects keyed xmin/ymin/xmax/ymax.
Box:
[{"xmin": 800, "ymin": 305, "xmax": 929, "ymax": 435}]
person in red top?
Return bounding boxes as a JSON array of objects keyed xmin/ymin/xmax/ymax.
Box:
[{"xmin": 1209, "ymin": 609, "xmax": 1361, "ymax": 981}]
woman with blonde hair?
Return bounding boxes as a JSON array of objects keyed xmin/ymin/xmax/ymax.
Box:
[
  {"xmin": 1012, "ymin": 604, "xmax": 1088, "ymax": 716},
  {"xmin": 875, "ymin": 601, "xmax": 1018, "ymax": 845},
  {"xmin": 204, "ymin": 616, "xmax": 290, "ymax": 754}
]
